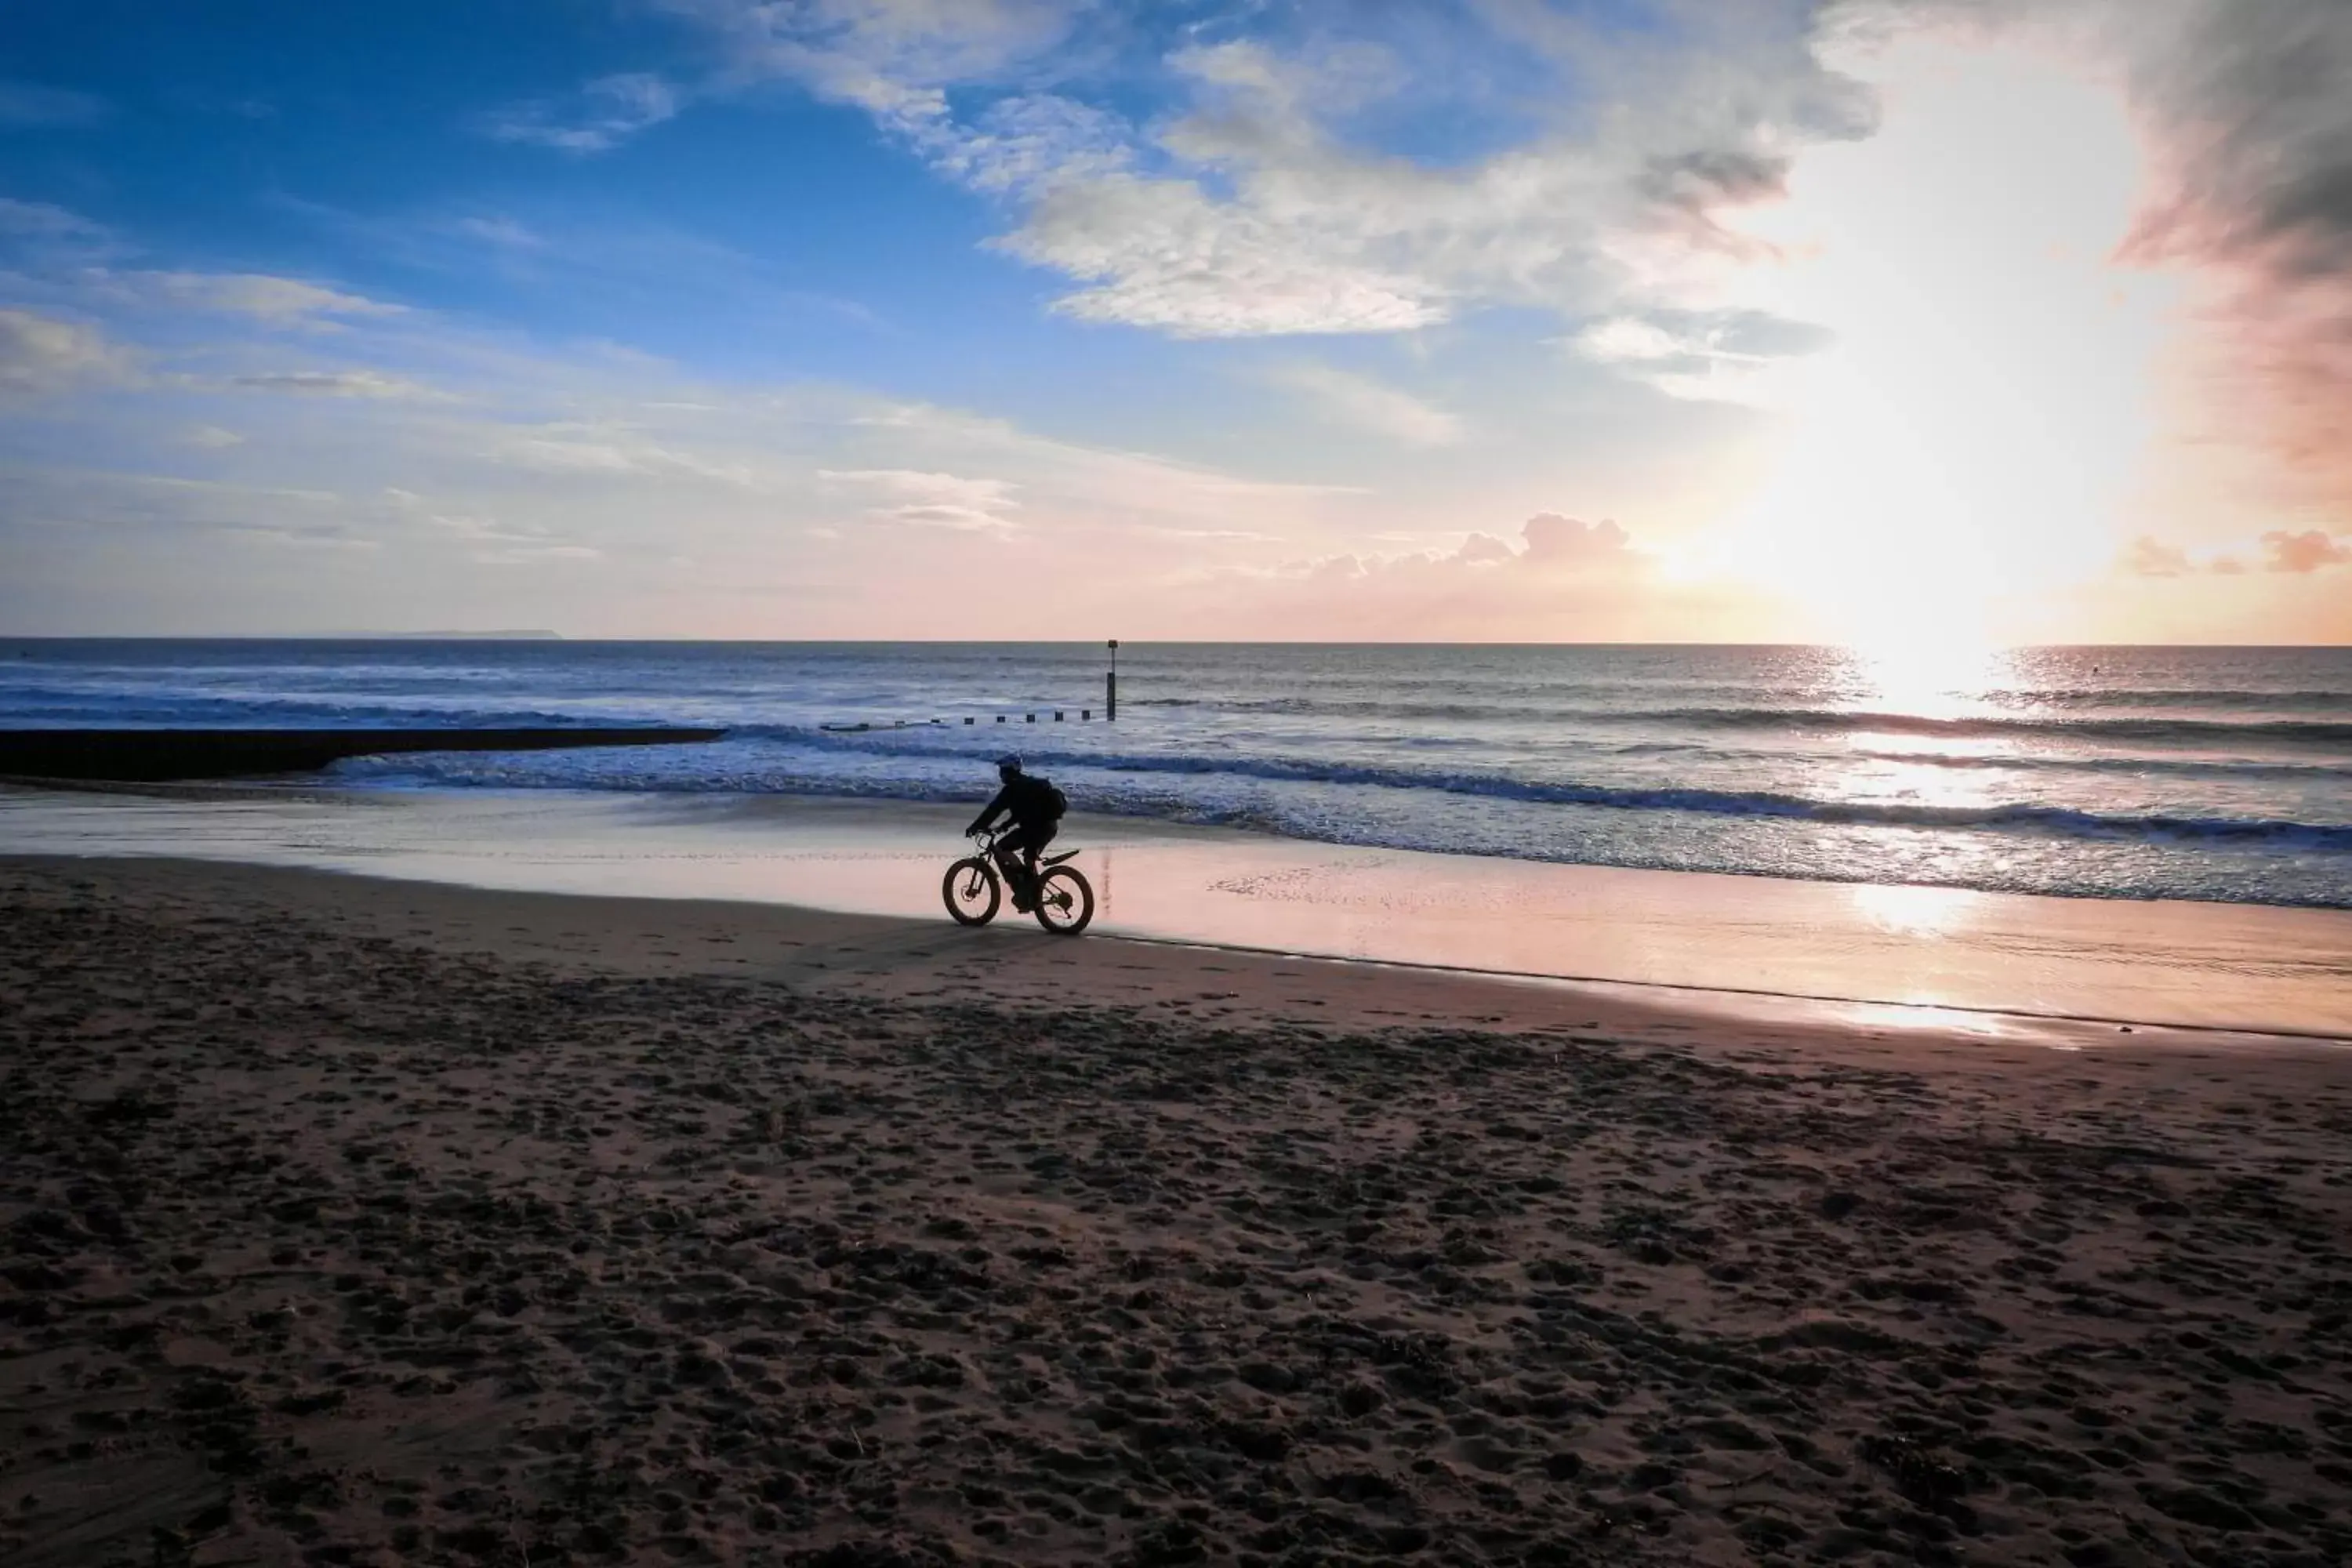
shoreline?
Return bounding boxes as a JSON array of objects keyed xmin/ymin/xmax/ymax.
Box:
[
  {"xmin": 5, "ymin": 852, "xmax": 2350, "ymax": 1566},
  {"xmin": 12, "ymin": 771, "xmax": 2352, "ymax": 915},
  {"xmin": 3, "ymin": 782, "xmax": 2347, "ymax": 1039},
  {"xmin": 5, "ymin": 851, "xmax": 2346, "ymax": 1060}
]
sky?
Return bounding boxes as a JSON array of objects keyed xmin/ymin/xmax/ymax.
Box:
[{"xmin": 1, "ymin": 0, "xmax": 2347, "ymax": 643}]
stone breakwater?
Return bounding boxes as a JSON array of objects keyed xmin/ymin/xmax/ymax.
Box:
[{"xmin": 0, "ymin": 727, "xmax": 726, "ymax": 782}]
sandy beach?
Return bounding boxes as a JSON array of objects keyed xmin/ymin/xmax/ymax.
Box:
[{"xmin": 5, "ymin": 851, "xmax": 2350, "ymax": 1566}]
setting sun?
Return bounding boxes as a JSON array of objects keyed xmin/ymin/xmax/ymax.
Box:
[{"xmin": 1711, "ymin": 33, "xmax": 2180, "ymax": 648}]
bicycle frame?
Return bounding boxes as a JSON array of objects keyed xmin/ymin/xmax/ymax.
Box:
[{"xmin": 969, "ymin": 825, "xmax": 1074, "ymax": 887}]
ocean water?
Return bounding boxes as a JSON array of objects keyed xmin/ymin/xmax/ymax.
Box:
[{"xmin": 4, "ymin": 639, "xmax": 2350, "ymax": 909}]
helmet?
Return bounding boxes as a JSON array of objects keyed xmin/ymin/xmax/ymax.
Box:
[{"xmin": 996, "ymin": 753, "xmax": 1023, "ymax": 774}]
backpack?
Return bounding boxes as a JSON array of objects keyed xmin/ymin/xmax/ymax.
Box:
[{"xmin": 1011, "ymin": 772, "xmax": 1067, "ymax": 824}]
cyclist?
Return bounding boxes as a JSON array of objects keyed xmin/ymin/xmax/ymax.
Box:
[{"xmin": 966, "ymin": 753, "xmax": 1067, "ymax": 912}]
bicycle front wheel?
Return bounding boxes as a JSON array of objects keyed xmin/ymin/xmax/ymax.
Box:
[
  {"xmin": 942, "ymin": 857, "xmax": 1000, "ymax": 926},
  {"xmin": 1033, "ymin": 865, "xmax": 1094, "ymax": 935}
]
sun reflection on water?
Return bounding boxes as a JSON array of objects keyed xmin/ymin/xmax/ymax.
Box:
[
  {"xmin": 1812, "ymin": 642, "xmax": 2028, "ymax": 898},
  {"xmin": 1846, "ymin": 637, "xmax": 2009, "ymax": 722}
]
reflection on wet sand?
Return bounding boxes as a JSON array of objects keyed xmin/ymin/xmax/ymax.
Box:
[{"xmin": 5, "ymin": 783, "xmax": 2347, "ymax": 1038}]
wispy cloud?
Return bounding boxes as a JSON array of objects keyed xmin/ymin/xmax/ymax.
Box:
[
  {"xmin": 0, "ymin": 197, "xmax": 125, "ymax": 268},
  {"xmin": 488, "ymin": 426, "xmax": 760, "ymax": 487},
  {"xmin": 818, "ymin": 466, "xmax": 1024, "ymax": 532},
  {"xmin": 0, "ymin": 198, "xmax": 110, "ymax": 241},
  {"xmin": 1571, "ymin": 307, "xmax": 1836, "ymax": 402},
  {"xmin": 0, "ymin": 309, "xmax": 132, "ymax": 399},
  {"xmin": 451, "ymin": 215, "xmax": 543, "ymax": 249},
  {"xmin": 484, "ymin": 73, "xmax": 681, "ymax": 153},
  {"xmin": 116, "ymin": 272, "xmax": 405, "ymax": 326},
  {"xmin": 0, "ymin": 81, "xmax": 109, "ymax": 128},
  {"xmin": 655, "ymin": 0, "xmax": 1084, "ymax": 128},
  {"xmin": 1271, "ymin": 362, "xmax": 1464, "ymax": 446},
  {"xmin": 227, "ymin": 370, "xmax": 448, "ymax": 401}
]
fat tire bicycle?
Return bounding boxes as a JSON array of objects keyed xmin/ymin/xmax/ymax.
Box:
[{"xmin": 942, "ymin": 826, "xmax": 1094, "ymax": 935}]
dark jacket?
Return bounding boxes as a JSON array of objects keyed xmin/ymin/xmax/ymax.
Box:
[{"xmin": 967, "ymin": 773, "xmax": 1060, "ymax": 834}]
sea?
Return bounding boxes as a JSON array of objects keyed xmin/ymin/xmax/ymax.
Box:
[{"xmin": 4, "ymin": 640, "xmax": 2350, "ymax": 910}]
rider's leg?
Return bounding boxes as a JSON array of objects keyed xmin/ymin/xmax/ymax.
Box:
[
  {"xmin": 998, "ymin": 825, "xmax": 1041, "ymax": 908},
  {"xmin": 1022, "ymin": 822, "xmax": 1057, "ymax": 891}
]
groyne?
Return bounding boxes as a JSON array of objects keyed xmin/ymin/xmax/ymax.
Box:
[{"xmin": 0, "ymin": 728, "xmax": 727, "ymax": 782}]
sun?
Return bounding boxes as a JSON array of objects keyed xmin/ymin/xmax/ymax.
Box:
[{"xmin": 1704, "ymin": 27, "xmax": 2183, "ymax": 648}]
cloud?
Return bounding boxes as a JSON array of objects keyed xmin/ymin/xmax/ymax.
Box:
[
  {"xmin": 818, "ymin": 466, "xmax": 1022, "ymax": 532},
  {"xmin": 122, "ymin": 272, "xmax": 405, "ymax": 325},
  {"xmin": 2260, "ymin": 528, "xmax": 2350, "ymax": 573},
  {"xmin": 2100, "ymin": 1, "xmax": 2352, "ymax": 282},
  {"xmin": 0, "ymin": 197, "xmax": 123, "ymax": 268},
  {"xmin": 1271, "ymin": 362, "xmax": 1463, "ymax": 445},
  {"xmin": 1288, "ymin": 514, "xmax": 1638, "ymax": 584},
  {"xmin": 2101, "ymin": 0, "xmax": 2352, "ymax": 511},
  {"xmin": 485, "ymin": 73, "xmax": 681, "ymax": 153},
  {"xmin": 227, "ymin": 370, "xmax": 447, "ymax": 400},
  {"xmin": 622, "ymin": 3, "xmax": 1874, "ymax": 339},
  {"xmin": 489, "ymin": 427, "xmax": 758, "ymax": 487},
  {"xmin": 1520, "ymin": 513, "xmax": 1632, "ymax": 567},
  {"xmin": 0, "ymin": 81, "xmax": 108, "ymax": 128},
  {"xmin": 1000, "ymin": 173, "xmax": 1449, "ymax": 335},
  {"xmin": 0, "ymin": 198, "xmax": 108, "ymax": 241},
  {"xmin": 1194, "ymin": 510, "xmax": 1780, "ymax": 640},
  {"xmin": 1454, "ymin": 531, "xmax": 1516, "ymax": 564},
  {"xmin": 2121, "ymin": 530, "xmax": 2348, "ymax": 578},
  {"xmin": 408, "ymin": 499, "xmax": 604, "ymax": 564},
  {"xmin": 1871, "ymin": 0, "xmax": 2352, "ymax": 506},
  {"xmin": 487, "ymin": 0, "xmax": 1086, "ymax": 169},
  {"xmin": 452, "ymin": 215, "xmax": 544, "ymax": 249},
  {"xmin": 0, "ymin": 465, "xmax": 351, "ymax": 537},
  {"xmin": 1573, "ymin": 307, "xmax": 1836, "ymax": 401},
  {"xmin": 656, "ymin": 0, "xmax": 1084, "ymax": 126},
  {"xmin": 0, "ymin": 309, "xmax": 129, "ymax": 398},
  {"xmin": 0, "ymin": 205, "xmax": 1370, "ymax": 633},
  {"xmin": 2123, "ymin": 535, "xmax": 2191, "ymax": 577}
]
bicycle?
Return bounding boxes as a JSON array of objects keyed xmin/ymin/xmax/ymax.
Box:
[{"xmin": 942, "ymin": 826, "xmax": 1094, "ymax": 935}]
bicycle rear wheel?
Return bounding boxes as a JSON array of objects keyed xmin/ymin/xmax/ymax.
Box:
[
  {"xmin": 942, "ymin": 857, "xmax": 1000, "ymax": 925},
  {"xmin": 1032, "ymin": 864, "xmax": 1094, "ymax": 935}
]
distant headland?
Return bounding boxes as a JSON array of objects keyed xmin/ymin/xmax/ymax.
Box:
[{"xmin": 306, "ymin": 630, "xmax": 564, "ymax": 641}]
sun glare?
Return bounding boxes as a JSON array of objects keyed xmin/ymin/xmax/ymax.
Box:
[{"xmin": 1711, "ymin": 32, "xmax": 2183, "ymax": 649}]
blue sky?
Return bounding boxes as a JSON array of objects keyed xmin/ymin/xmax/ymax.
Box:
[{"xmin": 2, "ymin": 0, "xmax": 2348, "ymax": 640}]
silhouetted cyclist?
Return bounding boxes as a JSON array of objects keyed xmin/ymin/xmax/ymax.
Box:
[{"xmin": 966, "ymin": 753, "xmax": 1068, "ymax": 913}]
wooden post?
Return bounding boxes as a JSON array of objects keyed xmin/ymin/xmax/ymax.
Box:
[{"xmin": 1106, "ymin": 638, "xmax": 1119, "ymax": 721}]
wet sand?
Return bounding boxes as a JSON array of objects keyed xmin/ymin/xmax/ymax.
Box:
[
  {"xmin": 4, "ymin": 854, "xmax": 2350, "ymax": 1567},
  {"xmin": 5, "ymin": 785, "xmax": 2348, "ymax": 1036}
]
